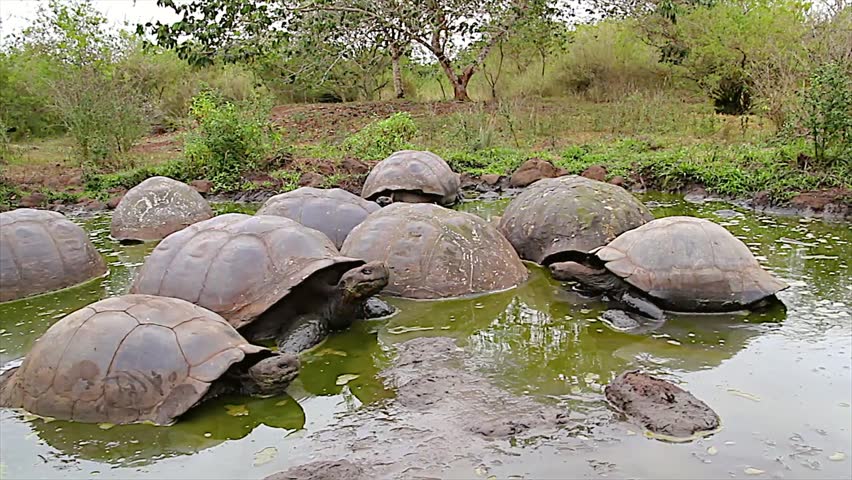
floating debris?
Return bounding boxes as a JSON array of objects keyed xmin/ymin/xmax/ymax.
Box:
[
  {"xmin": 225, "ymin": 404, "xmax": 249, "ymax": 417},
  {"xmin": 386, "ymin": 325, "xmax": 435, "ymax": 334},
  {"xmin": 707, "ymin": 446, "xmax": 718, "ymax": 456},
  {"xmin": 253, "ymin": 446, "xmax": 278, "ymax": 466},
  {"xmin": 744, "ymin": 467, "xmax": 765, "ymax": 475},
  {"xmin": 727, "ymin": 388, "xmax": 761, "ymax": 402},
  {"xmin": 336, "ymin": 374, "xmax": 360, "ymax": 386},
  {"xmin": 97, "ymin": 423, "xmax": 115, "ymax": 430},
  {"xmin": 828, "ymin": 452, "xmax": 846, "ymax": 461}
]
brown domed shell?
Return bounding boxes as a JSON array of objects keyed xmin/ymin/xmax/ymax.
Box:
[
  {"xmin": 256, "ymin": 187, "xmax": 380, "ymax": 249},
  {"xmin": 361, "ymin": 150, "xmax": 460, "ymax": 206},
  {"xmin": 0, "ymin": 294, "xmax": 269, "ymax": 425},
  {"xmin": 111, "ymin": 176, "xmax": 214, "ymax": 242},
  {"xmin": 341, "ymin": 203, "xmax": 528, "ymax": 299},
  {"xmin": 130, "ymin": 214, "xmax": 364, "ymax": 328},
  {"xmin": 595, "ymin": 216, "xmax": 788, "ymax": 310},
  {"xmin": 0, "ymin": 208, "xmax": 107, "ymax": 302},
  {"xmin": 499, "ymin": 176, "xmax": 653, "ymax": 264}
]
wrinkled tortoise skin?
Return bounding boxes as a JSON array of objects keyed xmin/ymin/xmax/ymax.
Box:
[
  {"xmin": 0, "ymin": 294, "xmax": 270, "ymax": 425},
  {"xmin": 130, "ymin": 214, "xmax": 364, "ymax": 328},
  {"xmin": 341, "ymin": 203, "xmax": 528, "ymax": 299},
  {"xmin": 361, "ymin": 150, "xmax": 460, "ymax": 206},
  {"xmin": 499, "ymin": 176, "xmax": 653, "ymax": 264},
  {"xmin": 256, "ymin": 187, "xmax": 380, "ymax": 249},
  {"xmin": 595, "ymin": 216, "xmax": 788, "ymax": 311},
  {"xmin": 0, "ymin": 208, "xmax": 107, "ymax": 302},
  {"xmin": 111, "ymin": 176, "xmax": 213, "ymax": 242}
]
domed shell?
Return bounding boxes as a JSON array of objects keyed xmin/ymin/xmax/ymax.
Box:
[
  {"xmin": 341, "ymin": 203, "xmax": 528, "ymax": 299},
  {"xmin": 256, "ymin": 187, "xmax": 380, "ymax": 249},
  {"xmin": 0, "ymin": 294, "xmax": 269, "ymax": 425},
  {"xmin": 130, "ymin": 214, "xmax": 364, "ymax": 329},
  {"xmin": 595, "ymin": 216, "xmax": 789, "ymax": 310},
  {"xmin": 498, "ymin": 176, "xmax": 653, "ymax": 264},
  {"xmin": 0, "ymin": 208, "xmax": 107, "ymax": 302},
  {"xmin": 361, "ymin": 150, "xmax": 460, "ymax": 206},
  {"xmin": 111, "ymin": 176, "xmax": 213, "ymax": 242}
]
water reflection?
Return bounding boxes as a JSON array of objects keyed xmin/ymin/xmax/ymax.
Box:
[{"xmin": 10, "ymin": 393, "xmax": 304, "ymax": 466}]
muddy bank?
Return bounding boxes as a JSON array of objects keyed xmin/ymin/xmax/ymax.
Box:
[{"xmin": 268, "ymin": 337, "xmax": 612, "ymax": 479}]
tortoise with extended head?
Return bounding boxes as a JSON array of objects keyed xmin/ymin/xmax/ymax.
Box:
[
  {"xmin": 0, "ymin": 208, "xmax": 107, "ymax": 302},
  {"xmin": 341, "ymin": 203, "xmax": 528, "ymax": 299},
  {"xmin": 361, "ymin": 150, "xmax": 460, "ymax": 206},
  {"xmin": 256, "ymin": 187, "xmax": 380, "ymax": 249},
  {"xmin": 130, "ymin": 214, "xmax": 389, "ymax": 353},
  {"xmin": 498, "ymin": 176, "xmax": 653, "ymax": 265},
  {"xmin": 0, "ymin": 295, "xmax": 299, "ymax": 425},
  {"xmin": 550, "ymin": 216, "xmax": 788, "ymax": 323},
  {"xmin": 111, "ymin": 176, "xmax": 213, "ymax": 242}
]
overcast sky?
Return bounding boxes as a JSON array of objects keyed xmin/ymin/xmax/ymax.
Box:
[{"xmin": 0, "ymin": 0, "xmax": 180, "ymax": 39}]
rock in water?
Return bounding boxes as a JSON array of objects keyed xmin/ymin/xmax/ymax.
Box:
[
  {"xmin": 264, "ymin": 460, "xmax": 365, "ymax": 480},
  {"xmin": 605, "ymin": 370, "xmax": 720, "ymax": 439}
]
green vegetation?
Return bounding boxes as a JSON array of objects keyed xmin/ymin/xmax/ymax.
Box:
[
  {"xmin": 0, "ymin": 0, "xmax": 849, "ymax": 209},
  {"xmin": 341, "ymin": 113, "xmax": 418, "ymax": 161}
]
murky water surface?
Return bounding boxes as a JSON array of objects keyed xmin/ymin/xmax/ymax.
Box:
[{"xmin": 1, "ymin": 195, "xmax": 850, "ymax": 479}]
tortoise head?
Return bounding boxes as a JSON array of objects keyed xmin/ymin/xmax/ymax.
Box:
[
  {"xmin": 243, "ymin": 353, "xmax": 300, "ymax": 396},
  {"xmin": 339, "ymin": 261, "xmax": 389, "ymax": 301},
  {"xmin": 375, "ymin": 196, "xmax": 393, "ymax": 207}
]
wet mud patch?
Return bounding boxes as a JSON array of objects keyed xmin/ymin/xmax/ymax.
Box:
[{"xmin": 274, "ymin": 337, "xmax": 605, "ymax": 479}]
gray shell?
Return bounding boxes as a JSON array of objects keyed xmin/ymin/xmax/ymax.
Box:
[
  {"xmin": 499, "ymin": 176, "xmax": 653, "ymax": 264},
  {"xmin": 596, "ymin": 216, "xmax": 789, "ymax": 310},
  {"xmin": 256, "ymin": 187, "xmax": 380, "ymax": 248},
  {"xmin": 361, "ymin": 150, "xmax": 460, "ymax": 206},
  {"xmin": 0, "ymin": 294, "xmax": 269, "ymax": 425},
  {"xmin": 0, "ymin": 209, "xmax": 107, "ymax": 302},
  {"xmin": 341, "ymin": 203, "xmax": 528, "ymax": 299},
  {"xmin": 111, "ymin": 176, "xmax": 213, "ymax": 241},
  {"xmin": 130, "ymin": 214, "xmax": 363, "ymax": 329}
]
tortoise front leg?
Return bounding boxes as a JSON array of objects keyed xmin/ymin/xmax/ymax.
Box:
[{"xmin": 276, "ymin": 315, "xmax": 330, "ymax": 354}]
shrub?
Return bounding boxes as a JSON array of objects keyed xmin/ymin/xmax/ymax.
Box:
[
  {"xmin": 49, "ymin": 67, "xmax": 148, "ymax": 170},
  {"xmin": 341, "ymin": 112, "xmax": 418, "ymax": 161},
  {"xmin": 802, "ymin": 62, "xmax": 852, "ymax": 166},
  {"xmin": 183, "ymin": 91, "xmax": 279, "ymax": 192}
]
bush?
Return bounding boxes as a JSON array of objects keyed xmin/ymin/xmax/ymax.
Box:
[
  {"xmin": 183, "ymin": 91, "xmax": 280, "ymax": 192},
  {"xmin": 802, "ymin": 62, "xmax": 852, "ymax": 166},
  {"xmin": 50, "ymin": 67, "xmax": 149, "ymax": 170},
  {"xmin": 341, "ymin": 112, "xmax": 418, "ymax": 161}
]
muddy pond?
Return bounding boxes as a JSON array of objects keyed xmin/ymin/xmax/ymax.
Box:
[{"xmin": 1, "ymin": 194, "xmax": 850, "ymax": 479}]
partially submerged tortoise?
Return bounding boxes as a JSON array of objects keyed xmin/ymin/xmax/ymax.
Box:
[
  {"xmin": 111, "ymin": 176, "xmax": 213, "ymax": 242},
  {"xmin": 550, "ymin": 216, "xmax": 788, "ymax": 321},
  {"xmin": 256, "ymin": 187, "xmax": 380, "ymax": 249},
  {"xmin": 361, "ymin": 150, "xmax": 460, "ymax": 206},
  {"xmin": 0, "ymin": 294, "xmax": 299, "ymax": 425},
  {"xmin": 341, "ymin": 203, "xmax": 528, "ymax": 299},
  {"xmin": 605, "ymin": 370, "xmax": 720, "ymax": 440},
  {"xmin": 0, "ymin": 208, "xmax": 107, "ymax": 302},
  {"xmin": 498, "ymin": 176, "xmax": 653, "ymax": 264},
  {"xmin": 130, "ymin": 214, "xmax": 389, "ymax": 353}
]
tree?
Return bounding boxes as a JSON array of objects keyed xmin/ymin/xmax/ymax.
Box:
[{"xmin": 144, "ymin": 0, "xmax": 562, "ymax": 101}]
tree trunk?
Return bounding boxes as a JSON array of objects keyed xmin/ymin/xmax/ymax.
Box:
[
  {"xmin": 390, "ymin": 44, "xmax": 405, "ymax": 99},
  {"xmin": 435, "ymin": 53, "xmax": 472, "ymax": 102}
]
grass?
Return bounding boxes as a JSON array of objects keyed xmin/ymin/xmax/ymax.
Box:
[{"xmin": 2, "ymin": 97, "xmax": 848, "ymax": 208}]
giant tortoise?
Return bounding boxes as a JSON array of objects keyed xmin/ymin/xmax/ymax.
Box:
[
  {"xmin": 550, "ymin": 216, "xmax": 788, "ymax": 321},
  {"xmin": 341, "ymin": 203, "xmax": 528, "ymax": 299},
  {"xmin": 361, "ymin": 150, "xmax": 460, "ymax": 206},
  {"xmin": 0, "ymin": 294, "xmax": 299, "ymax": 425},
  {"xmin": 130, "ymin": 214, "xmax": 389, "ymax": 353},
  {"xmin": 256, "ymin": 187, "xmax": 380, "ymax": 249},
  {"xmin": 111, "ymin": 176, "xmax": 213, "ymax": 242},
  {"xmin": 0, "ymin": 208, "xmax": 107, "ymax": 302},
  {"xmin": 498, "ymin": 176, "xmax": 653, "ymax": 265}
]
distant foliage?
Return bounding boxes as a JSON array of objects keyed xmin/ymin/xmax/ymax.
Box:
[
  {"xmin": 802, "ymin": 62, "xmax": 852, "ymax": 166},
  {"xmin": 341, "ymin": 112, "xmax": 418, "ymax": 161},
  {"xmin": 184, "ymin": 91, "xmax": 280, "ymax": 191}
]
